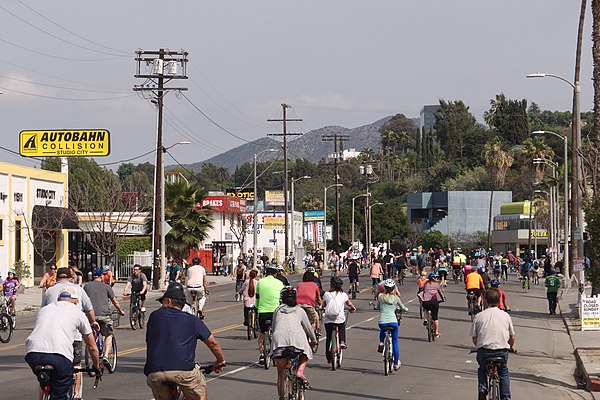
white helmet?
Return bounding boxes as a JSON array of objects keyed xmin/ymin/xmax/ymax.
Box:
[{"xmin": 383, "ymin": 279, "xmax": 396, "ymax": 289}]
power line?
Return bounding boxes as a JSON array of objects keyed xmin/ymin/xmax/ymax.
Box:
[
  {"xmin": 0, "ymin": 37, "xmax": 122, "ymax": 62},
  {"xmin": 0, "ymin": 74, "xmax": 130, "ymax": 94},
  {"xmin": 0, "ymin": 85, "xmax": 135, "ymax": 101}
]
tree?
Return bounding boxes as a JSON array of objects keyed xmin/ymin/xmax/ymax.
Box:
[
  {"xmin": 434, "ymin": 100, "xmax": 479, "ymax": 165},
  {"xmin": 517, "ymin": 137, "xmax": 555, "ymax": 185},
  {"xmin": 484, "ymin": 93, "xmax": 530, "ymax": 146}
]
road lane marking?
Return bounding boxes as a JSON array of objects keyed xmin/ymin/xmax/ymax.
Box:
[
  {"xmin": 204, "ymin": 304, "xmax": 239, "ymax": 313},
  {"xmin": 212, "ymin": 324, "xmax": 243, "ymax": 334},
  {"xmin": 119, "ymin": 346, "xmax": 146, "ymax": 356},
  {"xmin": 0, "ymin": 343, "xmax": 24, "ymax": 351}
]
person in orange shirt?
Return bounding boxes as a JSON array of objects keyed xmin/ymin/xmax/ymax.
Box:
[
  {"xmin": 102, "ymin": 265, "xmax": 116, "ymax": 287},
  {"xmin": 465, "ymin": 269, "xmax": 484, "ymax": 314},
  {"xmin": 38, "ymin": 264, "xmax": 57, "ymax": 291},
  {"xmin": 417, "ymin": 271, "xmax": 428, "ymax": 289}
]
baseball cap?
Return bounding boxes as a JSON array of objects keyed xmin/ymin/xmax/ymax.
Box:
[
  {"xmin": 58, "ymin": 286, "xmax": 79, "ymax": 300},
  {"xmin": 157, "ymin": 282, "xmax": 187, "ymax": 303},
  {"xmin": 91, "ymin": 268, "xmax": 104, "ymax": 278},
  {"xmin": 56, "ymin": 267, "xmax": 71, "ymax": 279}
]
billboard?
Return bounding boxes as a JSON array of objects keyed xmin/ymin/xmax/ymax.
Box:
[
  {"xmin": 20, "ymin": 129, "xmax": 110, "ymax": 157},
  {"xmin": 226, "ymin": 189, "xmax": 255, "ymax": 201},
  {"xmin": 263, "ymin": 215, "xmax": 285, "ymax": 229},
  {"xmin": 303, "ymin": 210, "xmax": 325, "ymax": 221},
  {"xmin": 265, "ymin": 190, "xmax": 285, "ymax": 206}
]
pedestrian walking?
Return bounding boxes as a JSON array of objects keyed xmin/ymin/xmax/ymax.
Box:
[{"xmin": 544, "ymin": 269, "xmax": 561, "ymax": 315}]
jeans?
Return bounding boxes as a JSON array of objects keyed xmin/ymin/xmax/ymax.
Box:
[
  {"xmin": 25, "ymin": 352, "xmax": 74, "ymax": 400},
  {"xmin": 547, "ymin": 292, "xmax": 558, "ymax": 314},
  {"xmin": 378, "ymin": 322, "xmax": 399, "ymax": 364},
  {"xmin": 476, "ymin": 348, "xmax": 510, "ymax": 399}
]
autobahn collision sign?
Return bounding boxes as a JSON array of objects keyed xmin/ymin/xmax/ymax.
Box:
[{"xmin": 19, "ymin": 129, "xmax": 110, "ymax": 157}]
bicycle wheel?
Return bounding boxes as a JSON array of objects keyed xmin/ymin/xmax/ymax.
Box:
[
  {"xmin": 0, "ymin": 313, "xmax": 13, "ymax": 343},
  {"xmin": 330, "ymin": 329, "xmax": 338, "ymax": 371},
  {"xmin": 351, "ymin": 284, "xmax": 357, "ymax": 300},
  {"xmin": 129, "ymin": 302, "xmax": 137, "ymax": 330},
  {"xmin": 278, "ymin": 369, "xmax": 291, "ymax": 400},
  {"xmin": 427, "ymin": 315, "xmax": 433, "ymax": 342},
  {"xmin": 263, "ymin": 333, "xmax": 272, "ymax": 370},
  {"xmin": 296, "ymin": 377, "xmax": 306, "ymax": 400},
  {"xmin": 138, "ymin": 307, "xmax": 145, "ymax": 329},
  {"xmin": 489, "ymin": 376, "xmax": 500, "ymax": 400},
  {"xmin": 106, "ymin": 336, "xmax": 117, "ymax": 373},
  {"xmin": 383, "ymin": 334, "xmax": 391, "ymax": 376}
]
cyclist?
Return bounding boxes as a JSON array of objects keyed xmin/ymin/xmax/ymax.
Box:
[
  {"xmin": 376, "ymin": 279, "xmax": 408, "ymax": 370},
  {"xmin": 39, "ymin": 264, "xmax": 58, "ymax": 291},
  {"xmin": 305, "ymin": 266, "xmax": 323, "ymax": 294},
  {"xmin": 255, "ymin": 265, "xmax": 285, "ymax": 364},
  {"xmin": 2, "ymin": 269, "xmax": 19, "ymax": 316},
  {"xmin": 490, "ymin": 279, "xmax": 510, "ymax": 311},
  {"xmin": 370, "ymin": 258, "xmax": 384, "ymax": 288},
  {"xmin": 347, "ymin": 260, "xmax": 361, "ymax": 294},
  {"xmin": 313, "ymin": 250, "xmax": 323, "ymax": 274},
  {"xmin": 437, "ymin": 257, "xmax": 448, "ymax": 287},
  {"xmin": 530, "ymin": 259, "xmax": 540, "ymax": 285},
  {"xmin": 303, "ymin": 252, "xmax": 313, "ymax": 269},
  {"xmin": 322, "ymin": 276, "xmax": 356, "ymax": 362},
  {"xmin": 275, "ymin": 265, "xmax": 290, "ymax": 286},
  {"xmin": 186, "ymin": 257, "xmax": 208, "ymax": 318},
  {"xmin": 500, "ymin": 254, "xmax": 509, "ymax": 282},
  {"xmin": 164, "ymin": 260, "xmax": 181, "ymax": 286},
  {"xmin": 418, "ymin": 273, "xmax": 444, "ymax": 338},
  {"xmin": 84, "ymin": 268, "xmax": 125, "ymax": 365},
  {"xmin": 471, "ymin": 288, "xmax": 515, "ymax": 400},
  {"xmin": 272, "ymin": 287, "xmax": 317, "ymax": 392},
  {"xmin": 417, "ymin": 270, "xmax": 428, "ymax": 290},
  {"xmin": 122, "ymin": 264, "xmax": 148, "ymax": 313},
  {"xmin": 101, "ymin": 265, "xmax": 116, "ymax": 287},
  {"xmin": 297, "ymin": 272, "xmax": 322, "ymax": 331},
  {"xmin": 241, "ymin": 269, "xmax": 259, "ymax": 326},
  {"xmin": 233, "ymin": 259, "xmax": 247, "ymax": 291},
  {"xmin": 507, "ymin": 250, "xmax": 516, "ymax": 272},
  {"xmin": 26, "ymin": 286, "xmax": 101, "ymax": 400},
  {"xmin": 492, "ymin": 252, "xmax": 502, "ymax": 280},
  {"xmin": 145, "ymin": 283, "xmax": 226, "ymax": 400},
  {"xmin": 520, "ymin": 258, "xmax": 531, "ymax": 290},
  {"xmin": 478, "ymin": 265, "xmax": 491, "ymax": 290},
  {"xmin": 465, "ymin": 268, "xmax": 485, "ymax": 315}
]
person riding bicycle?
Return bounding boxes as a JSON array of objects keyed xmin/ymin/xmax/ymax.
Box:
[
  {"xmin": 370, "ymin": 258, "xmax": 384, "ymax": 287},
  {"xmin": 376, "ymin": 279, "xmax": 408, "ymax": 370},
  {"xmin": 241, "ymin": 269, "xmax": 259, "ymax": 326},
  {"xmin": 275, "ymin": 264, "xmax": 290, "ymax": 286},
  {"xmin": 297, "ymin": 272, "xmax": 322, "ymax": 331},
  {"xmin": 233, "ymin": 259, "xmax": 247, "ymax": 296},
  {"xmin": 471, "ymin": 288, "xmax": 515, "ymax": 400},
  {"xmin": 145, "ymin": 282, "xmax": 226, "ymax": 400},
  {"xmin": 2, "ymin": 269, "xmax": 19, "ymax": 316},
  {"xmin": 418, "ymin": 273, "xmax": 444, "ymax": 338},
  {"xmin": 164, "ymin": 260, "xmax": 181, "ymax": 286},
  {"xmin": 255, "ymin": 265, "xmax": 285, "ymax": 364},
  {"xmin": 492, "ymin": 252, "xmax": 503, "ymax": 280},
  {"xmin": 186, "ymin": 257, "xmax": 208, "ymax": 319},
  {"xmin": 417, "ymin": 270, "xmax": 428, "ymax": 290},
  {"xmin": 26, "ymin": 286, "xmax": 101, "ymax": 400},
  {"xmin": 490, "ymin": 279, "xmax": 510, "ymax": 311},
  {"xmin": 478, "ymin": 265, "xmax": 491, "ymax": 291},
  {"xmin": 322, "ymin": 276, "xmax": 356, "ymax": 362},
  {"xmin": 83, "ymin": 268, "xmax": 125, "ymax": 366},
  {"xmin": 520, "ymin": 258, "xmax": 532, "ymax": 290},
  {"xmin": 437, "ymin": 257, "xmax": 448, "ymax": 287},
  {"xmin": 101, "ymin": 265, "xmax": 116, "ymax": 287},
  {"xmin": 272, "ymin": 287, "xmax": 317, "ymax": 394},
  {"xmin": 122, "ymin": 264, "xmax": 148, "ymax": 313},
  {"xmin": 500, "ymin": 254, "xmax": 509, "ymax": 281},
  {"xmin": 465, "ymin": 268, "xmax": 485, "ymax": 315},
  {"xmin": 347, "ymin": 260, "xmax": 361, "ymax": 293}
]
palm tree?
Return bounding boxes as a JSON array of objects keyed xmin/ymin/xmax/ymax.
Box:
[{"xmin": 519, "ymin": 137, "xmax": 555, "ymax": 184}]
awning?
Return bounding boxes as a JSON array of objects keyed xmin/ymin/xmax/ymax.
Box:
[{"xmin": 32, "ymin": 205, "xmax": 79, "ymax": 230}]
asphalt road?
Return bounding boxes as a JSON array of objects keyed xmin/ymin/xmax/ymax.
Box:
[{"xmin": 0, "ymin": 271, "xmax": 593, "ymax": 400}]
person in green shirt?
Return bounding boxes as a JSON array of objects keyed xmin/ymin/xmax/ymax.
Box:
[
  {"xmin": 255, "ymin": 265, "xmax": 284, "ymax": 363},
  {"xmin": 544, "ymin": 269, "xmax": 561, "ymax": 315}
]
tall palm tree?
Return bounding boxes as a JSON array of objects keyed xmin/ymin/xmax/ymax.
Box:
[{"xmin": 519, "ymin": 137, "xmax": 555, "ymax": 184}]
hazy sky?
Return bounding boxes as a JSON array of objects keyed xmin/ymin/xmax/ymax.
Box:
[{"xmin": 0, "ymin": 1, "xmax": 594, "ymax": 169}]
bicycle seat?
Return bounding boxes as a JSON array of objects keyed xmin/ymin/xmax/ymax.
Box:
[
  {"xmin": 33, "ymin": 365, "xmax": 54, "ymax": 374},
  {"xmin": 383, "ymin": 326, "xmax": 396, "ymax": 332},
  {"xmin": 484, "ymin": 357, "xmax": 505, "ymax": 367},
  {"xmin": 264, "ymin": 319, "xmax": 272, "ymax": 326}
]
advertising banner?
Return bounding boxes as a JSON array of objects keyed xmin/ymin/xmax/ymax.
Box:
[
  {"xmin": 265, "ymin": 190, "xmax": 285, "ymax": 206},
  {"xmin": 226, "ymin": 189, "xmax": 255, "ymax": 201},
  {"xmin": 20, "ymin": 129, "xmax": 110, "ymax": 157},
  {"xmin": 581, "ymin": 295, "xmax": 600, "ymax": 331},
  {"xmin": 303, "ymin": 210, "xmax": 325, "ymax": 221}
]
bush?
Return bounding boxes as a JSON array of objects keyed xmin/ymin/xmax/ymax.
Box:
[{"xmin": 13, "ymin": 260, "xmax": 31, "ymax": 281}]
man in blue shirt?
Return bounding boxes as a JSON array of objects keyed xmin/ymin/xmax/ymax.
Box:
[{"xmin": 145, "ymin": 283, "xmax": 226, "ymax": 400}]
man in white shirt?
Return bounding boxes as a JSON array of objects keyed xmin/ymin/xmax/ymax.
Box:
[
  {"xmin": 26, "ymin": 286, "xmax": 101, "ymax": 400},
  {"xmin": 186, "ymin": 257, "xmax": 208, "ymax": 318},
  {"xmin": 471, "ymin": 288, "xmax": 515, "ymax": 400}
]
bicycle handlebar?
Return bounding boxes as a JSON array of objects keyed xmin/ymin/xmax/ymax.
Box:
[{"xmin": 74, "ymin": 365, "xmax": 103, "ymax": 389}]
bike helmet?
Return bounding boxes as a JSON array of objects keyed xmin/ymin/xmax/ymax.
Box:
[
  {"xmin": 102, "ymin": 265, "xmax": 110, "ymax": 272},
  {"xmin": 276, "ymin": 264, "xmax": 285, "ymax": 271},
  {"xmin": 306, "ymin": 266, "xmax": 316, "ymax": 273},
  {"xmin": 91, "ymin": 268, "xmax": 104, "ymax": 278},
  {"xmin": 490, "ymin": 279, "xmax": 500, "ymax": 288},
  {"xmin": 280, "ymin": 286, "xmax": 297, "ymax": 303},
  {"xmin": 192, "ymin": 257, "xmax": 201, "ymax": 265},
  {"xmin": 383, "ymin": 279, "xmax": 396, "ymax": 288},
  {"xmin": 427, "ymin": 272, "xmax": 437, "ymax": 280},
  {"xmin": 330, "ymin": 276, "xmax": 343, "ymax": 289}
]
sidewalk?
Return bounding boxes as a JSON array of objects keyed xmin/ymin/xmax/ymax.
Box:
[
  {"xmin": 559, "ymin": 284, "xmax": 600, "ymax": 397},
  {"xmin": 14, "ymin": 274, "xmax": 234, "ymax": 316}
]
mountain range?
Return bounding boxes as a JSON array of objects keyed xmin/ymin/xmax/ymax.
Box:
[{"xmin": 185, "ymin": 116, "xmax": 419, "ymax": 172}]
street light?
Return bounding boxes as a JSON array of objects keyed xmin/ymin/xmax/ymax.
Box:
[
  {"xmin": 527, "ymin": 72, "xmax": 583, "ymax": 269},
  {"xmin": 533, "ymin": 159, "xmax": 559, "ymax": 265},
  {"xmin": 324, "ymin": 183, "xmax": 343, "ymax": 269},
  {"xmin": 156, "ymin": 140, "xmax": 190, "ymax": 288},
  {"xmin": 352, "ymin": 193, "xmax": 371, "ymax": 250},
  {"xmin": 533, "ymin": 189, "xmax": 553, "ymax": 262},
  {"xmin": 253, "ymin": 149, "xmax": 277, "ymax": 270},
  {"xmin": 368, "ymin": 202, "xmax": 384, "ymax": 254},
  {"xmin": 532, "ymin": 130, "xmax": 569, "ymax": 281},
  {"xmin": 290, "ymin": 175, "xmax": 311, "ymax": 258}
]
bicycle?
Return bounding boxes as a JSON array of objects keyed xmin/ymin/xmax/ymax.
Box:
[
  {"xmin": 189, "ymin": 286, "xmax": 207, "ymax": 320},
  {"xmin": 34, "ymin": 364, "xmax": 102, "ymax": 400},
  {"xmin": 0, "ymin": 309, "xmax": 13, "ymax": 343},
  {"xmin": 128, "ymin": 291, "xmax": 145, "ymax": 330},
  {"xmin": 278, "ymin": 349, "xmax": 307, "ymax": 400},
  {"xmin": 470, "ymin": 349, "xmax": 516, "ymax": 400},
  {"xmin": 0, "ymin": 295, "xmax": 16, "ymax": 330},
  {"xmin": 425, "ymin": 308, "xmax": 435, "ymax": 342},
  {"xmin": 246, "ymin": 305, "xmax": 259, "ymax": 341},
  {"xmin": 85, "ymin": 326, "xmax": 118, "ymax": 374},
  {"xmin": 262, "ymin": 319, "xmax": 273, "ymax": 370},
  {"xmin": 466, "ymin": 291, "xmax": 480, "ymax": 321},
  {"xmin": 452, "ymin": 267, "xmax": 462, "ymax": 284},
  {"xmin": 329, "ymin": 310, "xmax": 349, "ymax": 371},
  {"xmin": 349, "ymin": 280, "xmax": 358, "ymax": 300},
  {"xmin": 163, "ymin": 363, "xmax": 223, "ymax": 400},
  {"xmin": 394, "ymin": 305, "xmax": 404, "ymax": 327},
  {"xmin": 382, "ymin": 326, "xmax": 395, "ymax": 376}
]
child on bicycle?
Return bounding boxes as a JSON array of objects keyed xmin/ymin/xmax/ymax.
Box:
[
  {"xmin": 322, "ymin": 276, "xmax": 356, "ymax": 362},
  {"xmin": 376, "ymin": 279, "xmax": 408, "ymax": 370},
  {"xmin": 3, "ymin": 270, "xmax": 19, "ymax": 315}
]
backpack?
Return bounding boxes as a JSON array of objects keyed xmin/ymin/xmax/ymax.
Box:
[
  {"xmin": 410, "ymin": 252, "xmax": 417, "ymax": 263},
  {"xmin": 324, "ymin": 293, "xmax": 345, "ymax": 319}
]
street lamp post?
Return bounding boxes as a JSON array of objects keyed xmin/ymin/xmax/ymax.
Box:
[
  {"xmin": 352, "ymin": 193, "xmax": 371, "ymax": 250},
  {"xmin": 253, "ymin": 149, "xmax": 276, "ymax": 270},
  {"xmin": 533, "ymin": 158, "xmax": 559, "ymax": 264},
  {"xmin": 532, "ymin": 130, "xmax": 570, "ymax": 284},
  {"xmin": 290, "ymin": 176, "xmax": 310, "ymax": 259},
  {"xmin": 533, "ymin": 189, "xmax": 553, "ymax": 262},
  {"xmin": 527, "ymin": 73, "xmax": 582, "ymax": 277},
  {"xmin": 324, "ymin": 184, "xmax": 343, "ymax": 269},
  {"xmin": 368, "ymin": 202, "xmax": 384, "ymax": 254}
]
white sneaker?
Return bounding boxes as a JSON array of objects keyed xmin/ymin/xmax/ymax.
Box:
[
  {"xmin": 394, "ymin": 361, "xmax": 401, "ymax": 371},
  {"xmin": 141, "ymin": 307, "xmax": 146, "ymax": 313}
]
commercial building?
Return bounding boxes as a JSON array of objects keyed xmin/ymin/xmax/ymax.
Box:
[
  {"xmin": 419, "ymin": 105, "xmax": 440, "ymax": 136},
  {"xmin": 491, "ymin": 201, "xmax": 549, "ymax": 258}
]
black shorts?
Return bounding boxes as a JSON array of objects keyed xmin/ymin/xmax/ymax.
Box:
[
  {"xmin": 132, "ymin": 291, "xmax": 146, "ymax": 302},
  {"xmin": 73, "ymin": 340, "xmax": 83, "ymax": 365},
  {"xmin": 467, "ymin": 289, "xmax": 481, "ymax": 299},
  {"xmin": 421, "ymin": 301, "xmax": 440, "ymax": 321},
  {"xmin": 258, "ymin": 312, "xmax": 273, "ymax": 333},
  {"xmin": 349, "ymin": 274, "xmax": 359, "ymax": 283}
]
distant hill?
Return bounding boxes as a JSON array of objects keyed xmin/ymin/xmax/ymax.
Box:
[{"xmin": 184, "ymin": 116, "xmax": 419, "ymax": 172}]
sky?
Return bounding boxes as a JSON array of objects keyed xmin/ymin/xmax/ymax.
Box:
[{"xmin": 0, "ymin": 1, "xmax": 594, "ymax": 170}]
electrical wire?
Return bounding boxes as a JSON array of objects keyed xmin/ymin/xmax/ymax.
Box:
[
  {"xmin": 0, "ymin": 37, "xmax": 122, "ymax": 62},
  {"xmin": 0, "ymin": 74, "xmax": 130, "ymax": 94},
  {"xmin": 97, "ymin": 149, "xmax": 156, "ymax": 167},
  {"xmin": 165, "ymin": 149, "xmax": 195, "ymax": 176},
  {"xmin": 162, "ymin": 104, "xmax": 228, "ymax": 152},
  {"xmin": 0, "ymin": 85, "xmax": 136, "ymax": 101}
]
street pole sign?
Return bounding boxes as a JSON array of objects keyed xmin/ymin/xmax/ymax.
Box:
[{"xmin": 573, "ymin": 257, "xmax": 585, "ymax": 272}]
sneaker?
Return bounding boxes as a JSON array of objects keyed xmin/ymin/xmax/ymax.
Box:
[
  {"xmin": 478, "ymin": 387, "xmax": 488, "ymax": 400},
  {"xmin": 102, "ymin": 357, "xmax": 110, "ymax": 368},
  {"xmin": 377, "ymin": 343, "xmax": 384, "ymax": 353},
  {"xmin": 340, "ymin": 341, "xmax": 347, "ymax": 349},
  {"xmin": 423, "ymin": 320, "xmax": 428, "ymax": 326},
  {"xmin": 140, "ymin": 307, "xmax": 146, "ymax": 313},
  {"xmin": 393, "ymin": 361, "xmax": 401, "ymax": 371},
  {"xmin": 259, "ymin": 354, "xmax": 265, "ymax": 364}
]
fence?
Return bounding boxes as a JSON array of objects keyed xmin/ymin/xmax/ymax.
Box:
[{"xmin": 115, "ymin": 251, "xmax": 153, "ymax": 281}]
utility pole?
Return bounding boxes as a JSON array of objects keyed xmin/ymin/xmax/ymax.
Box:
[
  {"xmin": 268, "ymin": 104, "xmax": 302, "ymax": 261},
  {"xmin": 134, "ymin": 49, "xmax": 188, "ymax": 290},
  {"xmin": 322, "ymin": 133, "xmax": 349, "ymax": 252}
]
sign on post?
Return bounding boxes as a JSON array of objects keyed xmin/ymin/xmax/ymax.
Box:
[
  {"xmin": 20, "ymin": 130, "xmax": 111, "ymax": 157},
  {"xmin": 573, "ymin": 257, "xmax": 585, "ymax": 272},
  {"xmin": 581, "ymin": 295, "xmax": 600, "ymax": 331}
]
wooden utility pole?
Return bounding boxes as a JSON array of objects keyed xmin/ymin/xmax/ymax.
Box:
[
  {"xmin": 134, "ymin": 49, "xmax": 188, "ymax": 290},
  {"xmin": 322, "ymin": 133, "xmax": 349, "ymax": 251},
  {"xmin": 268, "ymin": 104, "xmax": 302, "ymax": 261}
]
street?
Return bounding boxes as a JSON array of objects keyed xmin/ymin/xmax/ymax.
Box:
[{"xmin": 0, "ymin": 272, "xmax": 591, "ymax": 400}]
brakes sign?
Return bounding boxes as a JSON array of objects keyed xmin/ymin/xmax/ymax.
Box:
[{"xmin": 20, "ymin": 129, "xmax": 110, "ymax": 157}]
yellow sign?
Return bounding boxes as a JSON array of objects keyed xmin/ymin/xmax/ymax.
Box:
[
  {"xmin": 264, "ymin": 216, "xmax": 285, "ymax": 229},
  {"xmin": 20, "ymin": 130, "xmax": 110, "ymax": 157}
]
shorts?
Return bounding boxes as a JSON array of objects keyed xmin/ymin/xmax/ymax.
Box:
[
  {"xmin": 348, "ymin": 274, "xmax": 359, "ymax": 283},
  {"xmin": 73, "ymin": 340, "xmax": 83, "ymax": 365},
  {"xmin": 421, "ymin": 300, "xmax": 440, "ymax": 320},
  {"xmin": 147, "ymin": 363, "xmax": 206, "ymax": 400},
  {"xmin": 466, "ymin": 289, "xmax": 481, "ymax": 299},
  {"xmin": 299, "ymin": 304, "xmax": 317, "ymax": 325},
  {"xmin": 132, "ymin": 291, "xmax": 146, "ymax": 302},
  {"xmin": 96, "ymin": 315, "xmax": 114, "ymax": 337},
  {"xmin": 258, "ymin": 312, "xmax": 274, "ymax": 333},
  {"xmin": 438, "ymin": 270, "xmax": 447, "ymax": 279}
]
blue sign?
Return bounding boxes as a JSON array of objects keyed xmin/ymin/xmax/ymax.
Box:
[{"xmin": 303, "ymin": 210, "xmax": 325, "ymax": 221}]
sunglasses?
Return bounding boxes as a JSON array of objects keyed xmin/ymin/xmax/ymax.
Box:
[{"xmin": 51, "ymin": 267, "xmax": 57, "ymax": 270}]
